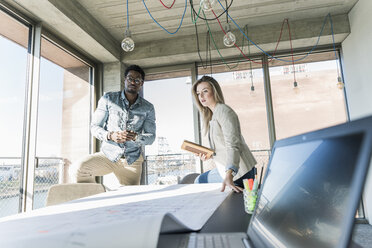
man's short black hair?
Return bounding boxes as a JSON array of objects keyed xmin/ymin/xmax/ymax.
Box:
[{"xmin": 124, "ymin": 65, "xmax": 145, "ymax": 81}]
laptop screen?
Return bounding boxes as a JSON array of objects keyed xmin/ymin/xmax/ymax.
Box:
[{"xmin": 247, "ymin": 125, "xmax": 370, "ymax": 248}]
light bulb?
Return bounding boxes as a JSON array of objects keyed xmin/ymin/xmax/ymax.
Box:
[
  {"xmin": 224, "ymin": 32, "xmax": 236, "ymax": 47},
  {"xmin": 200, "ymin": 0, "xmax": 216, "ymax": 12},
  {"xmin": 337, "ymin": 76, "xmax": 344, "ymax": 89},
  {"xmin": 293, "ymin": 81, "xmax": 300, "ymax": 94},
  {"xmin": 337, "ymin": 81, "xmax": 344, "ymax": 89},
  {"xmin": 121, "ymin": 29, "xmax": 135, "ymax": 52},
  {"xmin": 223, "ymin": 24, "xmax": 236, "ymax": 47}
]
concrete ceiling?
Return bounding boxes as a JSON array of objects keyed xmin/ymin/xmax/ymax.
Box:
[{"xmin": 3, "ymin": 0, "xmax": 359, "ymax": 68}]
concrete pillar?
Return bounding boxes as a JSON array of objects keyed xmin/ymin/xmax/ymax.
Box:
[{"xmin": 102, "ymin": 62, "xmax": 125, "ymax": 93}]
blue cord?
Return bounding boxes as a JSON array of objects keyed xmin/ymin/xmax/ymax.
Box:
[
  {"xmin": 216, "ymin": 0, "xmax": 335, "ymax": 63},
  {"xmin": 330, "ymin": 15, "xmax": 338, "ymax": 60},
  {"xmin": 142, "ymin": 0, "xmax": 187, "ymax": 35},
  {"xmin": 126, "ymin": 0, "xmax": 129, "ymax": 30}
]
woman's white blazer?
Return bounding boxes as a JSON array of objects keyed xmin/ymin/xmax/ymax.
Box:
[{"xmin": 207, "ymin": 103, "xmax": 257, "ymax": 180}]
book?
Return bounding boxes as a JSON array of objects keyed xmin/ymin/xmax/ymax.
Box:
[{"xmin": 181, "ymin": 140, "xmax": 214, "ymax": 159}]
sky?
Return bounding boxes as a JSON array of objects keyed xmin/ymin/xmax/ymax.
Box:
[
  {"xmin": 144, "ymin": 76, "xmax": 195, "ymax": 155},
  {"xmin": 0, "ymin": 36, "xmax": 28, "ymax": 158},
  {"xmin": 0, "ymin": 36, "xmax": 64, "ymax": 159}
]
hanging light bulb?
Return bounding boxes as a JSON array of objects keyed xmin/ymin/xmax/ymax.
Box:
[
  {"xmin": 250, "ymin": 72, "xmax": 255, "ymax": 91},
  {"xmin": 121, "ymin": 29, "xmax": 134, "ymax": 52},
  {"xmin": 337, "ymin": 76, "xmax": 344, "ymax": 89},
  {"xmin": 250, "ymin": 85, "xmax": 255, "ymax": 96},
  {"xmin": 223, "ymin": 23, "xmax": 236, "ymax": 47},
  {"xmin": 200, "ymin": 0, "xmax": 216, "ymax": 12},
  {"xmin": 293, "ymin": 81, "xmax": 300, "ymax": 94}
]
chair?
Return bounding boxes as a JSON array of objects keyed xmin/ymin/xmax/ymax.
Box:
[
  {"xmin": 179, "ymin": 173, "xmax": 200, "ymax": 184},
  {"xmin": 46, "ymin": 183, "xmax": 106, "ymax": 206}
]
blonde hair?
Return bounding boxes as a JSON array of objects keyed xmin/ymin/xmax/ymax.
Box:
[{"xmin": 191, "ymin": 76, "xmax": 225, "ymax": 134}]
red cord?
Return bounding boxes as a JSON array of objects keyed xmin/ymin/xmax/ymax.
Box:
[
  {"xmin": 159, "ymin": 0, "xmax": 176, "ymax": 9},
  {"xmin": 211, "ymin": 10, "xmax": 289, "ymax": 65}
]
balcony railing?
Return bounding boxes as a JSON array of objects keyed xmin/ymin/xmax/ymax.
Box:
[
  {"xmin": 145, "ymin": 153, "xmax": 197, "ymax": 185},
  {"xmin": 145, "ymin": 149, "xmax": 271, "ymax": 186},
  {"xmin": 0, "ymin": 150, "xmax": 272, "ymax": 218},
  {"xmin": 0, "ymin": 157, "xmax": 64, "ymax": 218}
]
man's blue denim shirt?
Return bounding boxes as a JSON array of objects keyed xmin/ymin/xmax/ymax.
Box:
[{"xmin": 91, "ymin": 91, "xmax": 156, "ymax": 164}]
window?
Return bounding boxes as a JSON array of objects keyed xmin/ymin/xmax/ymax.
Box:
[
  {"xmin": 33, "ymin": 37, "xmax": 92, "ymax": 209},
  {"xmin": 0, "ymin": 9, "xmax": 30, "ymax": 217},
  {"xmin": 269, "ymin": 51, "xmax": 348, "ymax": 139},
  {"xmin": 143, "ymin": 71, "xmax": 197, "ymax": 185},
  {"xmin": 198, "ymin": 62, "xmax": 270, "ymax": 176},
  {"xmin": 195, "ymin": 50, "xmax": 348, "ymax": 185}
]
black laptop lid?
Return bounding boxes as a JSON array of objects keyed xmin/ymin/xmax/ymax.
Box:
[{"xmin": 247, "ymin": 116, "xmax": 372, "ymax": 248}]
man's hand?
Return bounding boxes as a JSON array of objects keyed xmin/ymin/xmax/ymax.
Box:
[
  {"xmin": 110, "ymin": 131, "xmax": 137, "ymax": 143},
  {"xmin": 221, "ymin": 170, "xmax": 243, "ymax": 193}
]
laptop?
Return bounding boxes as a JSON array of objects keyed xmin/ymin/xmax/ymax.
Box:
[{"xmin": 158, "ymin": 115, "xmax": 372, "ymax": 248}]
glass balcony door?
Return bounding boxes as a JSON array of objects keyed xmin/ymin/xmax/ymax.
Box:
[
  {"xmin": 33, "ymin": 37, "xmax": 92, "ymax": 209},
  {"xmin": 0, "ymin": 9, "xmax": 30, "ymax": 218},
  {"xmin": 143, "ymin": 73, "xmax": 197, "ymax": 185}
]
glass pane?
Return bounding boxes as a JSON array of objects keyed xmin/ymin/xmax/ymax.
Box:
[
  {"xmin": 269, "ymin": 52, "xmax": 348, "ymax": 140},
  {"xmin": 144, "ymin": 73, "xmax": 197, "ymax": 185},
  {"xmin": 34, "ymin": 37, "xmax": 91, "ymax": 209},
  {"xmin": 198, "ymin": 62, "xmax": 270, "ymax": 176},
  {"xmin": 0, "ymin": 10, "xmax": 29, "ymax": 217}
]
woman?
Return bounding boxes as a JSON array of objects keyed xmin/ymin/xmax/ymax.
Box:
[{"xmin": 192, "ymin": 76, "xmax": 257, "ymax": 193}]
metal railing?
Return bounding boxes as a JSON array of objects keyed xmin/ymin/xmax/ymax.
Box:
[
  {"xmin": 144, "ymin": 149, "xmax": 271, "ymax": 186},
  {"xmin": 251, "ymin": 150, "xmax": 271, "ymax": 186},
  {"xmin": 0, "ymin": 150, "xmax": 271, "ymax": 217},
  {"xmin": 0, "ymin": 157, "xmax": 22, "ymax": 218},
  {"xmin": 33, "ymin": 157, "xmax": 64, "ymax": 209},
  {"xmin": 0, "ymin": 157, "xmax": 64, "ymax": 218},
  {"xmin": 145, "ymin": 153, "xmax": 197, "ymax": 185}
]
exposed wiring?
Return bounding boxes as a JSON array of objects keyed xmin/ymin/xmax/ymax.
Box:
[
  {"xmin": 189, "ymin": 0, "xmax": 233, "ymax": 21},
  {"xmin": 159, "ymin": 0, "xmax": 176, "ymax": 9},
  {"xmin": 191, "ymin": 5, "xmax": 202, "ymax": 24},
  {"xmin": 286, "ymin": 19, "xmax": 297, "ymax": 84},
  {"xmin": 211, "ymin": 9, "xmax": 289, "ymax": 65},
  {"xmin": 206, "ymin": 30, "xmax": 213, "ymax": 75},
  {"xmin": 243, "ymin": 25, "xmax": 255, "ymax": 91},
  {"xmin": 330, "ymin": 15, "xmax": 342, "ymax": 80},
  {"xmin": 191, "ymin": 7, "xmax": 208, "ymax": 69},
  {"xmin": 225, "ymin": 0, "xmax": 228, "ymax": 24},
  {"xmin": 126, "ymin": 0, "xmax": 129, "ymax": 30},
  {"xmin": 202, "ymin": 9, "xmax": 288, "ymax": 69},
  {"xmin": 203, "ymin": 10, "xmax": 240, "ymax": 70},
  {"xmin": 145, "ymin": 0, "xmax": 340, "ymax": 73},
  {"xmin": 215, "ymin": 0, "xmax": 335, "ymax": 63},
  {"xmin": 142, "ymin": 0, "xmax": 187, "ymax": 35}
]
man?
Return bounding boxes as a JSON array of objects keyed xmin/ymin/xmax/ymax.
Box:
[{"xmin": 75, "ymin": 65, "xmax": 156, "ymax": 185}]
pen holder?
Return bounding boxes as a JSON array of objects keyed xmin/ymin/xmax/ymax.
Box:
[{"xmin": 243, "ymin": 189, "xmax": 257, "ymax": 214}]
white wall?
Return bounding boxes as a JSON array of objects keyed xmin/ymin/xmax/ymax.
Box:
[{"xmin": 342, "ymin": 0, "xmax": 372, "ymax": 222}]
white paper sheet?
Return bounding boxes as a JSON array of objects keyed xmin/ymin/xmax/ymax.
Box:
[{"xmin": 0, "ymin": 183, "xmax": 229, "ymax": 248}]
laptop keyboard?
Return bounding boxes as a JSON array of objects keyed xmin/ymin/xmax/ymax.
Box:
[{"xmin": 187, "ymin": 233, "xmax": 231, "ymax": 248}]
